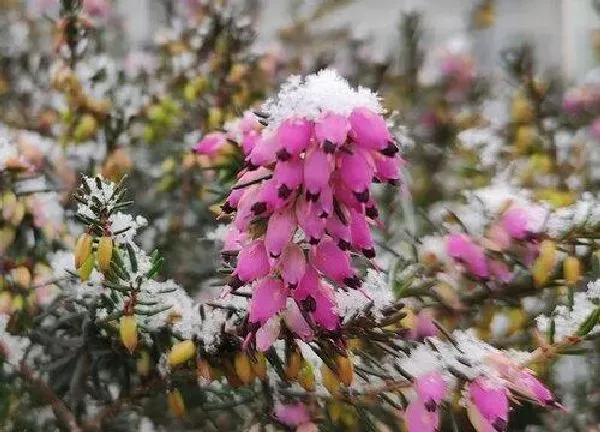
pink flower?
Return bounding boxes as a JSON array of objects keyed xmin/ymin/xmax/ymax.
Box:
[
  {"xmin": 276, "ymin": 119, "xmax": 312, "ymax": 161},
  {"xmin": 467, "ymin": 378, "xmax": 509, "ymax": 432},
  {"xmin": 315, "ymin": 113, "xmax": 350, "ymax": 150},
  {"xmin": 410, "ymin": 309, "xmax": 438, "ymax": 340},
  {"xmin": 349, "ymin": 107, "xmax": 390, "ymax": 150},
  {"xmin": 447, "ymin": 233, "xmax": 489, "ymax": 279},
  {"xmin": 415, "ymin": 372, "xmax": 448, "ymax": 410},
  {"xmin": 231, "ymin": 240, "xmax": 270, "ymax": 288},
  {"xmin": 249, "ymin": 277, "xmax": 288, "ymax": 324},
  {"xmin": 501, "ymin": 207, "xmax": 528, "ymax": 240},
  {"xmin": 265, "ymin": 208, "xmax": 297, "ymax": 258},
  {"xmin": 405, "ymin": 400, "xmax": 440, "ymax": 432},
  {"xmin": 275, "ymin": 402, "xmax": 310, "ymax": 427},
  {"xmin": 349, "ymin": 207, "xmax": 375, "ymax": 258},
  {"xmin": 279, "ymin": 244, "xmax": 307, "ymax": 288},
  {"xmin": 303, "ymin": 147, "xmax": 333, "ymax": 199},
  {"xmin": 193, "ymin": 132, "xmax": 228, "ymax": 156},
  {"xmin": 310, "ymin": 239, "xmax": 357, "ymax": 287}
]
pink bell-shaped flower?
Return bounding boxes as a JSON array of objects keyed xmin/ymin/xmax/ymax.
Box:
[{"xmin": 349, "ymin": 107, "xmax": 390, "ymax": 150}]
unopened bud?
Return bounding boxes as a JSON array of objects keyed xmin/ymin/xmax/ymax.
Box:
[
  {"xmin": 168, "ymin": 340, "xmax": 196, "ymax": 367},
  {"xmin": 74, "ymin": 233, "xmax": 93, "ymax": 269},
  {"xmin": 321, "ymin": 363, "xmax": 341, "ymax": 396},
  {"xmin": 285, "ymin": 350, "xmax": 302, "ymax": 381},
  {"xmin": 119, "ymin": 315, "xmax": 138, "ymax": 353},
  {"xmin": 11, "ymin": 266, "xmax": 31, "ymax": 288},
  {"xmin": 137, "ymin": 351, "xmax": 150, "ymax": 377},
  {"xmin": 563, "ymin": 256, "xmax": 581, "ymax": 285},
  {"xmin": 532, "ymin": 258, "xmax": 550, "ymax": 287},
  {"xmin": 298, "ymin": 361, "xmax": 315, "ymax": 392},
  {"xmin": 167, "ymin": 389, "xmax": 185, "ymax": 417},
  {"xmin": 10, "ymin": 202, "xmax": 25, "ymax": 226},
  {"xmin": 79, "ymin": 253, "xmax": 95, "ymax": 281},
  {"xmin": 539, "ymin": 240, "xmax": 556, "ymax": 269},
  {"xmin": 335, "ymin": 355, "xmax": 354, "ymax": 386},
  {"xmin": 251, "ymin": 353, "xmax": 267, "ymax": 381},
  {"xmin": 97, "ymin": 236, "xmax": 113, "ymax": 272},
  {"xmin": 234, "ymin": 352, "xmax": 254, "ymax": 385},
  {"xmin": 1, "ymin": 191, "xmax": 17, "ymax": 220}
]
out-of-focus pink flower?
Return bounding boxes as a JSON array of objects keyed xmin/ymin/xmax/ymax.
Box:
[
  {"xmin": 489, "ymin": 260, "xmax": 512, "ymax": 283},
  {"xmin": 447, "ymin": 233, "xmax": 489, "ymax": 278},
  {"xmin": 501, "ymin": 207, "xmax": 528, "ymax": 239},
  {"xmin": 590, "ymin": 118, "xmax": 600, "ymax": 141},
  {"xmin": 466, "ymin": 377, "xmax": 509, "ymax": 432},
  {"xmin": 410, "ymin": 309, "xmax": 438, "ymax": 340},
  {"xmin": 193, "ymin": 132, "xmax": 227, "ymax": 156},
  {"xmin": 415, "ymin": 372, "xmax": 448, "ymax": 410},
  {"xmin": 275, "ymin": 402, "xmax": 310, "ymax": 427},
  {"xmin": 83, "ymin": 0, "xmax": 111, "ymax": 18},
  {"xmin": 405, "ymin": 400, "xmax": 440, "ymax": 432}
]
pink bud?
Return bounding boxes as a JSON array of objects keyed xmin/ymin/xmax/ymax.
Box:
[
  {"xmin": 273, "ymin": 157, "xmax": 304, "ymax": 199},
  {"xmin": 349, "ymin": 107, "xmax": 390, "ymax": 150},
  {"xmin": 241, "ymin": 129, "xmax": 260, "ymax": 155},
  {"xmin": 374, "ymin": 154, "xmax": 402, "ymax": 184},
  {"xmin": 447, "ymin": 233, "xmax": 489, "ymax": 279},
  {"xmin": 265, "ymin": 208, "xmax": 297, "ymax": 257},
  {"xmin": 337, "ymin": 148, "xmax": 375, "ymax": 200},
  {"xmin": 501, "ymin": 207, "xmax": 528, "ymax": 239},
  {"xmin": 467, "ymin": 378, "xmax": 509, "ymax": 432},
  {"xmin": 303, "ymin": 147, "xmax": 333, "ymax": 198},
  {"xmin": 233, "ymin": 185, "xmax": 260, "ymax": 231},
  {"xmin": 413, "ymin": 309, "xmax": 438, "ymax": 339},
  {"xmin": 415, "ymin": 372, "xmax": 448, "ymax": 410},
  {"xmin": 326, "ymin": 214, "xmax": 352, "ymax": 251},
  {"xmin": 252, "ymin": 179, "xmax": 284, "ymax": 215},
  {"xmin": 349, "ymin": 208, "xmax": 375, "ymax": 258},
  {"xmin": 249, "ymin": 277, "xmax": 288, "ymax": 324},
  {"xmin": 295, "ymin": 265, "xmax": 319, "ymax": 300},
  {"xmin": 282, "ymin": 301, "xmax": 313, "ymax": 340},
  {"xmin": 279, "ymin": 244, "xmax": 307, "ymax": 287},
  {"xmin": 234, "ymin": 240, "xmax": 270, "ymax": 285},
  {"xmin": 310, "ymin": 238, "xmax": 356, "ymax": 286},
  {"xmin": 193, "ymin": 132, "xmax": 227, "ymax": 156},
  {"xmin": 317, "ymin": 185, "xmax": 333, "ymax": 218},
  {"xmin": 295, "ymin": 198, "xmax": 326, "ymax": 244},
  {"xmin": 275, "ymin": 402, "xmax": 310, "ymax": 427},
  {"xmin": 247, "ymin": 134, "xmax": 277, "ymax": 168},
  {"xmin": 311, "ymin": 283, "xmax": 340, "ymax": 330},
  {"xmin": 315, "ymin": 112, "xmax": 350, "ymax": 150},
  {"xmin": 489, "ymin": 260, "xmax": 512, "ymax": 283},
  {"xmin": 222, "ymin": 188, "xmax": 245, "ymax": 214},
  {"xmin": 276, "ymin": 118, "xmax": 313, "ymax": 160},
  {"xmin": 256, "ymin": 316, "xmax": 281, "ymax": 351},
  {"xmin": 404, "ymin": 400, "xmax": 440, "ymax": 432}
]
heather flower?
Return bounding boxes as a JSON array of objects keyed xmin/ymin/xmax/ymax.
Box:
[
  {"xmin": 217, "ymin": 70, "xmax": 400, "ymax": 351},
  {"xmin": 447, "ymin": 233, "xmax": 489, "ymax": 278},
  {"xmin": 466, "ymin": 377, "xmax": 509, "ymax": 432}
]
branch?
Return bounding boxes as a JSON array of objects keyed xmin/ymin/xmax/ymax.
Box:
[{"xmin": 16, "ymin": 364, "xmax": 82, "ymax": 432}]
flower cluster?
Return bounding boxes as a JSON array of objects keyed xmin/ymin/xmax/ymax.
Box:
[{"xmin": 209, "ymin": 70, "xmax": 404, "ymax": 351}]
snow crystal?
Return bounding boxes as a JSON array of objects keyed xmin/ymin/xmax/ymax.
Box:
[
  {"xmin": 536, "ymin": 279, "xmax": 600, "ymax": 341},
  {"xmin": 261, "ymin": 69, "xmax": 382, "ymax": 130},
  {"xmin": 0, "ymin": 314, "xmax": 30, "ymax": 365},
  {"xmin": 109, "ymin": 212, "xmax": 148, "ymax": 244},
  {"xmin": 458, "ymin": 128, "xmax": 503, "ymax": 168}
]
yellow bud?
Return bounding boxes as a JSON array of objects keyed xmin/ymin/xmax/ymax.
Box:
[
  {"xmin": 73, "ymin": 114, "xmax": 97, "ymax": 142},
  {"xmin": 143, "ymin": 125, "xmax": 155, "ymax": 142},
  {"xmin": 167, "ymin": 389, "xmax": 185, "ymax": 417},
  {"xmin": 168, "ymin": 340, "xmax": 196, "ymax": 367},
  {"xmin": 119, "ymin": 316, "xmax": 138, "ymax": 353},
  {"xmin": 0, "ymin": 227, "xmax": 15, "ymax": 254},
  {"xmin": 74, "ymin": 233, "xmax": 93, "ymax": 269},
  {"xmin": 515, "ymin": 125, "xmax": 536, "ymax": 153},
  {"xmin": 532, "ymin": 257, "xmax": 550, "ymax": 287},
  {"xmin": 234, "ymin": 352, "xmax": 254, "ymax": 385},
  {"xmin": 11, "ymin": 266, "xmax": 31, "ymax": 288},
  {"xmin": 183, "ymin": 83, "xmax": 197, "ymax": 102},
  {"xmin": 97, "ymin": 236, "xmax": 113, "ymax": 272},
  {"xmin": 335, "ymin": 355, "xmax": 354, "ymax": 386},
  {"xmin": 539, "ymin": 240, "xmax": 556, "ymax": 270},
  {"xmin": 0, "ymin": 292, "xmax": 12, "ymax": 313},
  {"xmin": 10, "ymin": 202, "xmax": 25, "ymax": 226},
  {"xmin": 148, "ymin": 105, "xmax": 166, "ymax": 123},
  {"xmin": 2, "ymin": 191, "xmax": 17, "ymax": 220},
  {"xmin": 137, "ymin": 351, "xmax": 151, "ymax": 377},
  {"xmin": 563, "ymin": 256, "xmax": 581, "ymax": 285},
  {"xmin": 207, "ymin": 107, "xmax": 223, "ymax": 130},
  {"xmin": 511, "ymin": 95, "xmax": 533, "ymax": 123},
  {"xmin": 321, "ymin": 363, "xmax": 341, "ymax": 396},
  {"xmin": 298, "ymin": 361, "xmax": 315, "ymax": 392},
  {"xmin": 79, "ymin": 253, "xmax": 95, "ymax": 282},
  {"xmin": 285, "ymin": 351, "xmax": 302, "ymax": 381},
  {"xmin": 251, "ymin": 353, "xmax": 267, "ymax": 381},
  {"xmin": 12, "ymin": 295, "xmax": 24, "ymax": 312}
]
